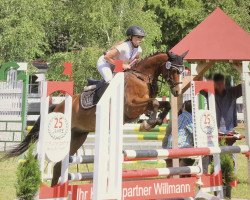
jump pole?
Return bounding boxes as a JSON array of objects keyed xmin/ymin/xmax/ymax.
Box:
[
  {"xmin": 68, "ymin": 166, "xmax": 201, "ymax": 181},
  {"xmin": 38, "ymin": 71, "xmax": 250, "ymax": 199},
  {"xmin": 68, "ymin": 145, "xmax": 249, "ymax": 164}
]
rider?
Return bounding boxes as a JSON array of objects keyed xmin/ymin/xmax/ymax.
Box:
[{"xmin": 97, "ymin": 25, "xmax": 146, "ymax": 82}]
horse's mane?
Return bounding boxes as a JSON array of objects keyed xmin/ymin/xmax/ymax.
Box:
[
  {"xmin": 143, "ymin": 51, "xmax": 165, "ymax": 60},
  {"xmin": 136, "ymin": 51, "xmax": 166, "ymax": 66}
]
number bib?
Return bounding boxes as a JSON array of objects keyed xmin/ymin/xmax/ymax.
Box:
[{"xmin": 45, "ymin": 112, "xmax": 71, "ymax": 162}]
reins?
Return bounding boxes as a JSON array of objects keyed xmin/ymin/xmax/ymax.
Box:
[{"xmin": 127, "ymin": 69, "xmax": 153, "ymax": 83}]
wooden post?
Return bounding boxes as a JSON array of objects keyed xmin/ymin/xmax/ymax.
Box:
[
  {"xmin": 171, "ymin": 95, "xmax": 183, "ymax": 169},
  {"xmin": 242, "ymin": 61, "xmax": 250, "ymax": 184}
]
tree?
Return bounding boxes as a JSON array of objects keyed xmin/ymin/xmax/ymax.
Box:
[
  {"xmin": 0, "ymin": 0, "xmax": 249, "ymax": 89},
  {"xmin": 47, "ymin": 48, "xmax": 103, "ymax": 93},
  {"xmin": 144, "ymin": 0, "xmax": 206, "ymax": 49},
  {"xmin": 144, "ymin": 0, "xmax": 249, "ymax": 82},
  {"xmin": 0, "ymin": 0, "xmax": 52, "ymax": 63},
  {"xmin": 16, "ymin": 144, "xmax": 41, "ymax": 200},
  {"xmin": 46, "ymin": 0, "xmax": 163, "ymax": 93},
  {"xmin": 61, "ymin": 0, "xmax": 162, "ymax": 55},
  {"xmin": 201, "ymin": 0, "xmax": 250, "ymax": 32}
]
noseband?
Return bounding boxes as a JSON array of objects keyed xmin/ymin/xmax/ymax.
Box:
[{"xmin": 163, "ymin": 61, "xmax": 183, "ymax": 89}]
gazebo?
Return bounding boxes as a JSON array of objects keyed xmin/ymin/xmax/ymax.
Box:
[
  {"xmin": 172, "ymin": 7, "xmax": 250, "ymax": 90},
  {"xmin": 170, "ymin": 7, "xmax": 250, "ymax": 184}
]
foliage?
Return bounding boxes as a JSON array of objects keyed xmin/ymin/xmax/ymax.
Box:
[
  {"xmin": 62, "ymin": 0, "xmax": 162, "ymax": 55},
  {"xmin": 205, "ymin": 62, "xmax": 241, "ymax": 84},
  {"xmin": 220, "ymin": 140, "xmax": 237, "ymax": 186},
  {"xmin": 47, "ymin": 47, "xmax": 103, "ymax": 93},
  {"xmin": 16, "ymin": 144, "xmax": 41, "ymax": 200},
  {"xmin": 201, "ymin": 0, "xmax": 250, "ymax": 32},
  {"xmin": 0, "ymin": 0, "xmax": 51, "ymax": 62},
  {"xmin": 0, "ymin": 0, "xmax": 249, "ymax": 91},
  {"xmin": 210, "ymin": 140, "xmax": 237, "ymax": 186},
  {"xmin": 27, "ymin": 63, "xmax": 39, "ymax": 76},
  {"xmin": 158, "ymin": 82, "xmax": 171, "ymax": 97},
  {"xmin": 144, "ymin": 0, "xmax": 250, "ymax": 80},
  {"xmin": 144, "ymin": 0, "xmax": 206, "ymax": 49},
  {"xmin": 220, "ymin": 153, "xmax": 236, "ymax": 185}
]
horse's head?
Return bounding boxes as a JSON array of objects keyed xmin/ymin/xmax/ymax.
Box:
[
  {"xmin": 161, "ymin": 50, "xmax": 188, "ymax": 97},
  {"xmin": 132, "ymin": 50, "xmax": 188, "ymax": 97}
]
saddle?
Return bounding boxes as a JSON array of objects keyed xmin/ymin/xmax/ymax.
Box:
[{"xmin": 80, "ymin": 78, "xmax": 109, "ymax": 109}]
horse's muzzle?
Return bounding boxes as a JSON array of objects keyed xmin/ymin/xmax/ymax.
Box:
[{"xmin": 171, "ymin": 86, "xmax": 182, "ymax": 97}]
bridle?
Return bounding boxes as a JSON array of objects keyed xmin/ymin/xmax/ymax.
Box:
[
  {"xmin": 162, "ymin": 61, "xmax": 184, "ymax": 89},
  {"xmin": 126, "ymin": 57, "xmax": 184, "ymax": 89}
]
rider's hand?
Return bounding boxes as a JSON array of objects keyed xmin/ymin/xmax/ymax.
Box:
[
  {"xmin": 130, "ymin": 59, "xmax": 138, "ymax": 67},
  {"xmin": 123, "ymin": 64, "xmax": 131, "ymax": 70}
]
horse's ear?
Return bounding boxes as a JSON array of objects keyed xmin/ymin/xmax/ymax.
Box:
[{"xmin": 181, "ymin": 50, "xmax": 189, "ymax": 58}]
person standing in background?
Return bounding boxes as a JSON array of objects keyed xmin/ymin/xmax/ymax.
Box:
[
  {"xmin": 203, "ymin": 73, "xmax": 242, "ymax": 173},
  {"xmin": 213, "ymin": 73, "xmax": 242, "ymax": 134}
]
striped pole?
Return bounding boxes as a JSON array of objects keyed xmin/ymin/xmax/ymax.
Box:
[
  {"xmin": 125, "ymin": 134, "xmax": 164, "ymax": 140},
  {"xmin": 69, "ymin": 145, "xmax": 249, "ymax": 164},
  {"xmin": 69, "ymin": 155, "xmax": 94, "ymax": 164},
  {"xmin": 123, "ymin": 124, "xmax": 167, "ymax": 132},
  {"xmin": 68, "ymin": 166, "xmax": 201, "ymax": 181},
  {"xmin": 69, "ymin": 155, "xmax": 167, "ymax": 165},
  {"xmin": 86, "ymin": 134, "xmax": 165, "ymax": 141},
  {"xmin": 124, "ymin": 159, "xmax": 166, "ymax": 165},
  {"xmin": 123, "ymin": 145, "xmax": 250, "ymax": 160},
  {"xmin": 27, "ymin": 124, "xmax": 168, "ymax": 133}
]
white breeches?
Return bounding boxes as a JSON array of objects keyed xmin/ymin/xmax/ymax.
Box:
[{"xmin": 97, "ymin": 56, "xmax": 113, "ymax": 82}]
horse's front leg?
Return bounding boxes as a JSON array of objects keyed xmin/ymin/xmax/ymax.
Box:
[
  {"xmin": 147, "ymin": 99, "xmax": 160, "ymax": 125},
  {"xmin": 156, "ymin": 101, "xmax": 171, "ymax": 125},
  {"xmin": 140, "ymin": 100, "xmax": 171, "ymax": 131},
  {"xmin": 140, "ymin": 99, "xmax": 160, "ymax": 131}
]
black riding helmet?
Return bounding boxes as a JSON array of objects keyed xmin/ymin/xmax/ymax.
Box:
[{"xmin": 126, "ymin": 26, "xmax": 146, "ymax": 37}]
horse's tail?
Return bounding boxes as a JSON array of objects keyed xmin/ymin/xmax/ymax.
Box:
[{"xmin": 2, "ymin": 104, "xmax": 57, "ymax": 159}]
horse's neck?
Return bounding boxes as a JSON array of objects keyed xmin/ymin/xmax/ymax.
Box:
[{"xmin": 134, "ymin": 53, "xmax": 168, "ymax": 78}]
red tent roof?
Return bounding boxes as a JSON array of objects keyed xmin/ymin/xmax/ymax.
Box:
[{"xmin": 171, "ymin": 7, "xmax": 250, "ymax": 61}]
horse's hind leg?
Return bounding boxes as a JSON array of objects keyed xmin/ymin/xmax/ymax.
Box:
[{"xmin": 51, "ymin": 129, "xmax": 88, "ymax": 186}]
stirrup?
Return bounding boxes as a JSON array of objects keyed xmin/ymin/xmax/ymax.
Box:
[{"xmin": 84, "ymin": 85, "xmax": 96, "ymax": 91}]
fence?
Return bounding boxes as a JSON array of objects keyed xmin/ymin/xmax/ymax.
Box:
[{"xmin": 0, "ymin": 62, "xmax": 28, "ymax": 152}]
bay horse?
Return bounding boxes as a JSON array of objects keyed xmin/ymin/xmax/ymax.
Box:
[{"xmin": 5, "ymin": 50, "xmax": 188, "ymax": 186}]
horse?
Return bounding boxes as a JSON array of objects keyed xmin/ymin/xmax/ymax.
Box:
[{"xmin": 5, "ymin": 50, "xmax": 188, "ymax": 186}]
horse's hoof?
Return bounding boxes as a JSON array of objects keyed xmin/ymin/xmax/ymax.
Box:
[
  {"xmin": 139, "ymin": 121, "xmax": 152, "ymax": 131},
  {"xmin": 156, "ymin": 118, "xmax": 163, "ymax": 126},
  {"xmin": 147, "ymin": 119, "xmax": 155, "ymax": 125}
]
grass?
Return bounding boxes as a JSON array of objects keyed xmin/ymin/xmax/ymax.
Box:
[
  {"xmin": 231, "ymin": 127, "xmax": 250, "ymax": 199},
  {"xmin": 0, "ymin": 127, "xmax": 249, "ymax": 199},
  {"xmin": 0, "ymin": 157, "xmax": 18, "ymax": 200}
]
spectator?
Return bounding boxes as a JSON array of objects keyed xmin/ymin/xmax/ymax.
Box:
[
  {"xmin": 203, "ymin": 73, "xmax": 242, "ymax": 173},
  {"xmin": 162, "ymin": 100, "xmax": 194, "ymax": 167},
  {"xmin": 213, "ymin": 73, "xmax": 242, "ymax": 134}
]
